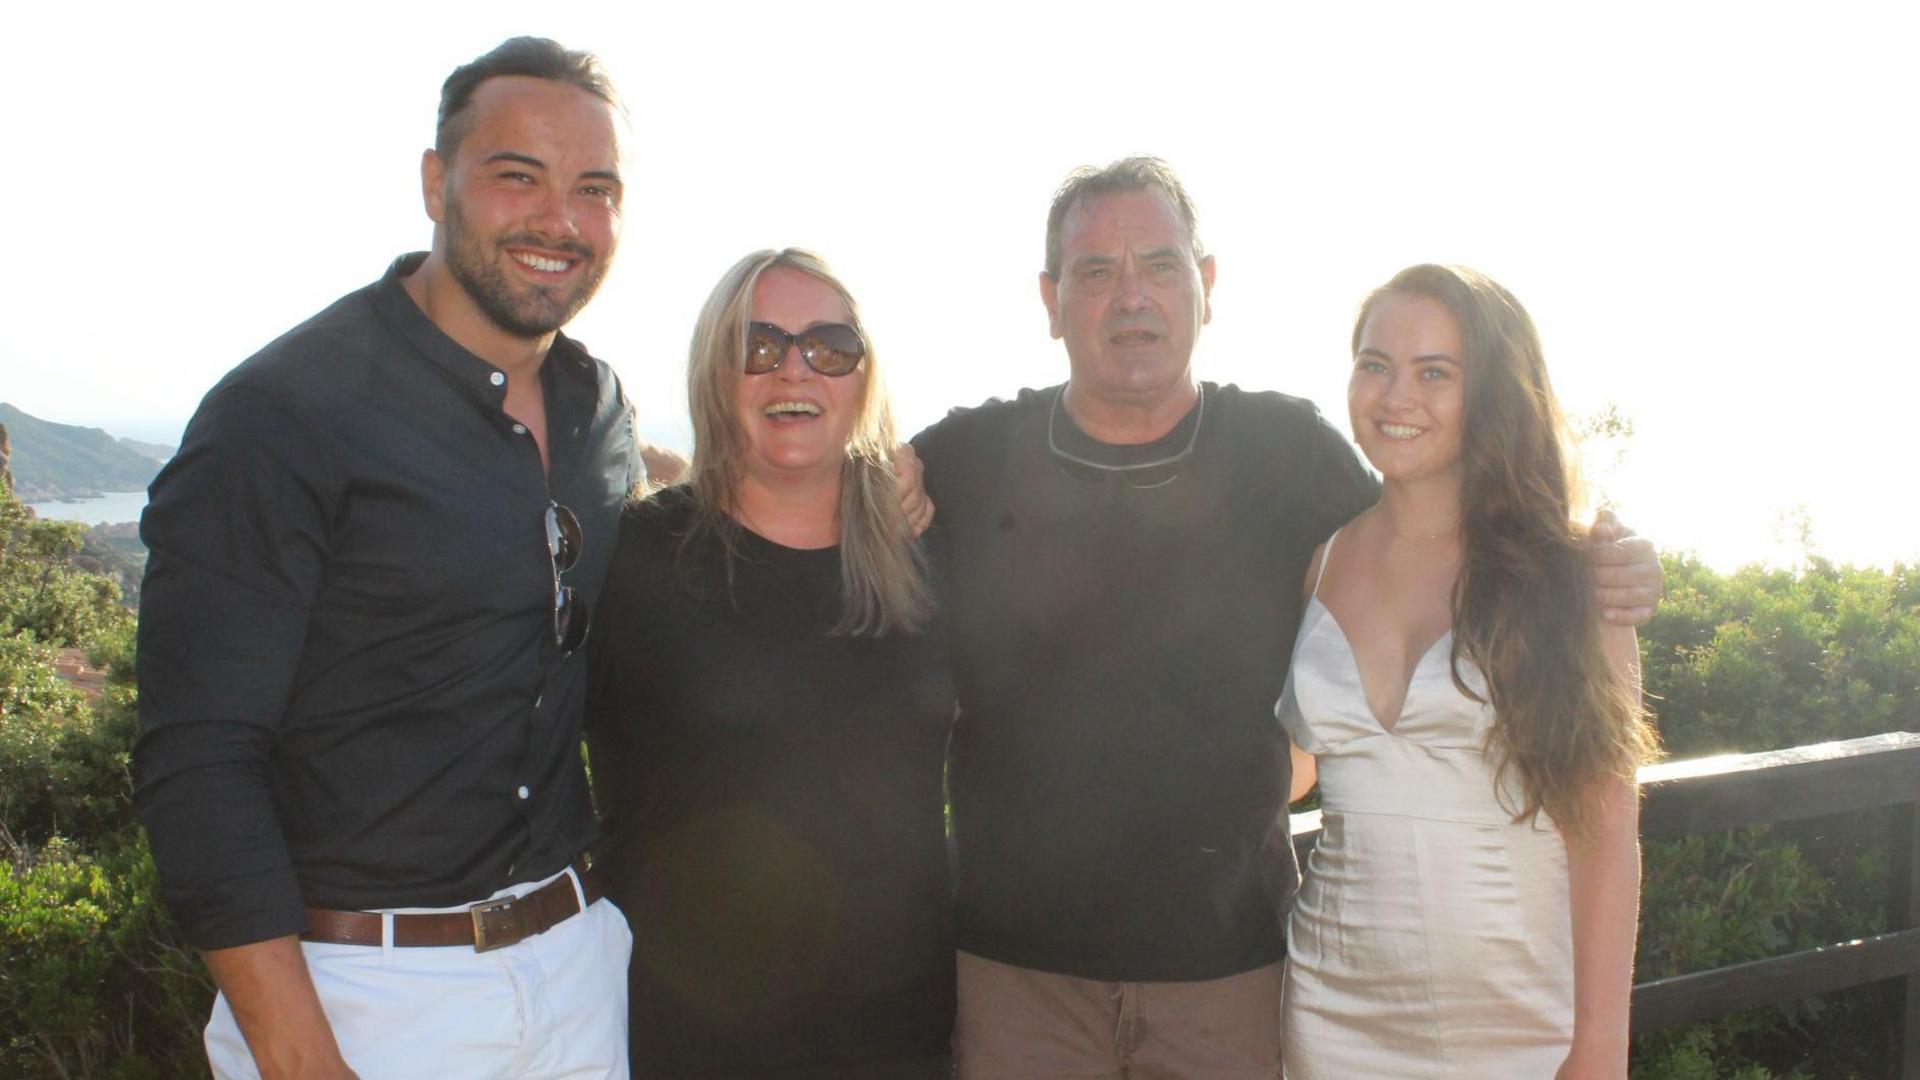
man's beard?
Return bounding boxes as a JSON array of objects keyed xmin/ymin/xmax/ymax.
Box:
[{"xmin": 443, "ymin": 198, "xmax": 608, "ymax": 339}]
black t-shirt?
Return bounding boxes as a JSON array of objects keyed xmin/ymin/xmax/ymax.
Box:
[
  {"xmin": 913, "ymin": 382, "xmax": 1378, "ymax": 981},
  {"xmin": 587, "ymin": 487, "xmax": 956, "ymax": 1077}
]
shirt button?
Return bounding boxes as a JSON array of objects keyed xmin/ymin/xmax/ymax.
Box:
[
  {"xmin": 517, "ymin": 785, "xmax": 531, "ymax": 800},
  {"xmin": 489, "ymin": 371, "xmax": 506, "ymax": 387},
  {"xmin": 512, "ymin": 423, "xmax": 528, "ymax": 435}
]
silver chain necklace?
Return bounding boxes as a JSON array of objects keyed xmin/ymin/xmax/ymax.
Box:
[{"xmin": 1047, "ymin": 386, "xmax": 1205, "ymax": 489}]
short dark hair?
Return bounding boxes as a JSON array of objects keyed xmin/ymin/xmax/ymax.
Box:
[
  {"xmin": 1043, "ymin": 156, "xmax": 1204, "ymax": 279},
  {"xmin": 435, "ymin": 37, "xmax": 622, "ymax": 161}
]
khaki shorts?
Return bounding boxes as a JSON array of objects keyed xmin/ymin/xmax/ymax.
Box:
[{"xmin": 953, "ymin": 950, "xmax": 1282, "ymax": 1078}]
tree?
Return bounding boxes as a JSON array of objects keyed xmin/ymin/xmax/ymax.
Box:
[
  {"xmin": 1630, "ymin": 552, "xmax": 1919, "ymax": 1078},
  {"xmin": 0, "ymin": 477, "xmax": 211, "ymax": 1078}
]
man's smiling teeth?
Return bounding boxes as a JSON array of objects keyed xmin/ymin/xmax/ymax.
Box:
[
  {"xmin": 1379, "ymin": 422, "xmax": 1424, "ymax": 439},
  {"xmin": 765, "ymin": 401, "xmax": 821, "ymax": 417},
  {"xmin": 513, "ymin": 252, "xmax": 573, "ymax": 273}
]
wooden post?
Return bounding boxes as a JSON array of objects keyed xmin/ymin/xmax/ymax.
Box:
[{"xmin": 1891, "ymin": 799, "xmax": 1920, "ymax": 1079}]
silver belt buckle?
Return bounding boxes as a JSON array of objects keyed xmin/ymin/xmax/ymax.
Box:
[{"xmin": 469, "ymin": 895, "xmax": 520, "ymax": 953}]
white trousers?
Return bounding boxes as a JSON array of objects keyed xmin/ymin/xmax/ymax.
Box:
[{"xmin": 206, "ymin": 866, "xmax": 632, "ymax": 1079}]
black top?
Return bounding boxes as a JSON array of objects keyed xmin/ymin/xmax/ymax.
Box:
[
  {"xmin": 913, "ymin": 382, "xmax": 1378, "ymax": 981},
  {"xmin": 587, "ymin": 488, "xmax": 956, "ymax": 1077},
  {"xmin": 134, "ymin": 254, "xmax": 637, "ymax": 950}
]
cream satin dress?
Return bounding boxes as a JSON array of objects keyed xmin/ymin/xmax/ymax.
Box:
[{"xmin": 1277, "ymin": 532, "xmax": 1574, "ymax": 1078}]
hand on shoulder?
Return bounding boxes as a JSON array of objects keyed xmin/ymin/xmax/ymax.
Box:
[{"xmin": 1583, "ymin": 509, "xmax": 1662, "ymax": 626}]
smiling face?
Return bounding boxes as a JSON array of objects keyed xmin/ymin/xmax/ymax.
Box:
[
  {"xmin": 1040, "ymin": 188, "xmax": 1215, "ymax": 413},
  {"xmin": 424, "ymin": 75, "xmax": 624, "ymax": 339},
  {"xmin": 733, "ymin": 267, "xmax": 869, "ymax": 485},
  {"xmin": 1349, "ymin": 290, "xmax": 1468, "ymax": 484}
]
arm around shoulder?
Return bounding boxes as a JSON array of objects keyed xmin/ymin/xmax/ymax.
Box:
[
  {"xmin": 1585, "ymin": 510, "xmax": 1662, "ymax": 627},
  {"xmin": 637, "ymin": 440, "xmax": 688, "ymax": 490}
]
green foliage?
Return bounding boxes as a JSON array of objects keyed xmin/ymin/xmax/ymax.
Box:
[
  {"xmin": 1, "ymin": 633, "xmax": 95, "ymax": 845},
  {"xmin": 0, "ymin": 499, "xmax": 128, "ymax": 649},
  {"xmin": 1, "ymin": 643, "xmax": 142, "ymax": 855},
  {"xmin": 1638, "ymin": 829, "xmax": 1826, "ymax": 980},
  {"xmin": 1643, "ymin": 554, "xmax": 1920, "ymax": 756},
  {"xmin": 2, "ymin": 839, "xmax": 211, "ymax": 1079},
  {"xmin": 75, "ymin": 523, "xmax": 149, "ymax": 608},
  {"xmin": 1634, "ymin": 1023, "xmax": 1812, "ymax": 1080},
  {"xmin": 0, "ymin": 479, "xmax": 211, "ymax": 1077},
  {"xmin": 1628, "ymin": 552, "xmax": 1918, "ymax": 1078}
]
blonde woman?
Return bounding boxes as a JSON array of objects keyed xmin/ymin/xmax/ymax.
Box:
[
  {"xmin": 1279, "ymin": 265, "xmax": 1658, "ymax": 1078},
  {"xmin": 587, "ymin": 250, "xmax": 952, "ymax": 1077}
]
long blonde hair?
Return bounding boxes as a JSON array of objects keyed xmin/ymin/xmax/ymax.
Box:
[
  {"xmin": 681, "ymin": 248, "xmax": 932, "ymax": 636},
  {"xmin": 1354, "ymin": 264, "xmax": 1659, "ymax": 839}
]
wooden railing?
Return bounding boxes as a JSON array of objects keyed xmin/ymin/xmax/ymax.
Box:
[{"xmin": 1289, "ymin": 731, "xmax": 1920, "ymax": 1077}]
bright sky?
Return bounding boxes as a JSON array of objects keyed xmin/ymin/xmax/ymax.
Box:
[{"xmin": 4, "ymin": 2, "xmax": 1915, "ymax": 570}]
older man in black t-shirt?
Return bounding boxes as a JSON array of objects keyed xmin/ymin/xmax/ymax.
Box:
[{"xmin": 913, "ymin": 157, "xmax": 1662, "ymax": 1076}]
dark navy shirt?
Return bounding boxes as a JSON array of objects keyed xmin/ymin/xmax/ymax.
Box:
[{"xmin": 135, "ymin": 254, "xmax": 636, "ymax": 950}]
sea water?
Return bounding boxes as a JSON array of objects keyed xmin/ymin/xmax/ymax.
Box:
[{"xmin": 25, "ymin": 490, "xmax": 150, "ymax": 526}]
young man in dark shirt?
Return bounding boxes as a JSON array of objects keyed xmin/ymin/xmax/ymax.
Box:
[{"xmin": 136, "ymin": 38, "xmax": 644, "ymax": 1078}]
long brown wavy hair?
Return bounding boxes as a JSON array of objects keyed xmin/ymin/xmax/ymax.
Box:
[{"xmin": 1353, "ymin": 264, "xmax": 1659, "ymax": 839}]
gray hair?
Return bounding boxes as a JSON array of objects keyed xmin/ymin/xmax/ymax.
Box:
[{"xmin": 1044, "ymin": 156, "xmax": 1204, "ymax": 279}]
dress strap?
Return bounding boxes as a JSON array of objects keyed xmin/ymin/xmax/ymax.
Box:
[{"xmin": 1311, "ymin": 528, "xmax": 1340, "ymax": 599}]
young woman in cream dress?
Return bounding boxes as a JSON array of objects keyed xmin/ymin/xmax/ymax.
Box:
[{"xmin": 1278, "ymin": 264, "xmax": 1658, "ymax": 1079}]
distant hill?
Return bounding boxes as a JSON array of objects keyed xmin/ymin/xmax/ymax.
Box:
[
  {"xmin": 0, "ymin": 403, "xmax": 170, "ymax": 502},
  {"xmin": 118, "ymin": 437, "xmax": 174, "ymax": 463}
]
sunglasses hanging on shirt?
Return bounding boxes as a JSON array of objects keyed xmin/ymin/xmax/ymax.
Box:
[{"xmin": 546, "ymin": 501, "xmax": 590, "ymax": 655}]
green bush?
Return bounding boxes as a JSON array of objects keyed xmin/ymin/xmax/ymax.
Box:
[
  {"xmin": 1, "ymin": 634, "xmax": 142, "ymax": 852},
  {"xmin": 1, "ymin": 479, "xmax": 211, "ymax": 1078},
  {"xmin": 0, "ymin": 634, "xmax": 91, "ymax": 841},
  {"xmin": 1645, "ymin": 555, "xmax": 1920, "ymax": 758},
  {"xmin": 0, "ymin": 497, "xmax": 127, "ymax": 649},
  {"xmin": 2, "ymin": 838, "xmax": 210, "ymax": 1078},
  {"xmin": 1628, "ymin": 553, "xmax": 1918, "ymax": 1078}
]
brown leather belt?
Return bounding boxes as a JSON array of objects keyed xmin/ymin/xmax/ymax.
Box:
[{"xmin": 301, "ymin": 863, "xmax": 604, "ymax": 953}]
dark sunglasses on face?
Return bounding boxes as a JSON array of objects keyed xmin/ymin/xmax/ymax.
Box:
[
  {"xmin": 546, "ymin": 501, "xmax": 590, "ymax": 655},
  {"xmin": 745, "ymin": 320, "xmax": 866, "ymax": 377}
]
